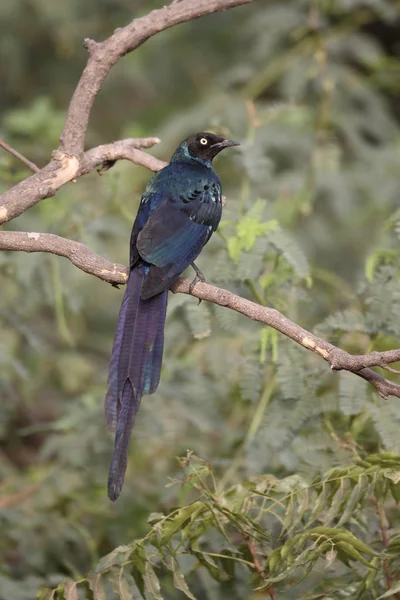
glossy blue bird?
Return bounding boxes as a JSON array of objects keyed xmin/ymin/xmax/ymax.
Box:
[{"xmin": 105, "ymin": 132, "xmax": 239, "ymax": 500}]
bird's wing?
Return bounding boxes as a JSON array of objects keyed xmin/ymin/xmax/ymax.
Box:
[{"xmin": 136, "ymin": 188, "xmax": 221, "ymax": 298}]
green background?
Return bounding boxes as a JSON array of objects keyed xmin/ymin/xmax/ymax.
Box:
[{"xmin": 1, "ymin": 1, "xmax": 400, "ymax": 598}]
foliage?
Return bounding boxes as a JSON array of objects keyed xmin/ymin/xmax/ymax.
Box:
[
  {"xmin": 1, "ymin": 0, "xmax": 400, "ymax": 599},
  {"xmin": 39, "ymin": 453, "xmax": 400, "ymax": 599}
]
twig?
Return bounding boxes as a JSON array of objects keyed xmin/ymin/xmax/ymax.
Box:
[
  {"xmin": 383, "ymin": 366, "xmax": 400, "ymax": 376},
  {"xmin": 1, "ymin": 230, "xmax": 400, "ymax": 400},
  {"xmin": 244, "ymin": 532, "xmax": 277, "ymax": 599},
  {"xmin": 245, "ymin": 533, "xmax": 266, "ymax": 579},
  {"xmin": 0, "ymin": 138, "xmax": 40, "ymax": 173},
  {"xmin": 371, "ymin": 497, "xmax": 399, "ymax": 600}
]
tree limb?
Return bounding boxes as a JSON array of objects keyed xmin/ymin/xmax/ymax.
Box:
[
  {"xmin": 0, "ymin": 231, "xmax": 128, "ymax": 284},
  {"xmin": 0, "ymin": 0, "xmax": 253, "ymax": 225},
  {"xmin": 0, "ymin": 138, "xmax": 164, "ymax": 225},
  {"xmin": 60, "ymin": 0, "xmax": 254, "ymax": 157},
  {"xmin": 79, "ymin": 138, "xmax": 166, "ymax": 176},
  {"xmin": 1, "ymin": 230, "xmax": 400, "ymax": 399}
]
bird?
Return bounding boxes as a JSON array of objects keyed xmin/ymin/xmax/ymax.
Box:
[{"xmin": 105, "ymin": 132, "xmax": 239, "ymax": 501}]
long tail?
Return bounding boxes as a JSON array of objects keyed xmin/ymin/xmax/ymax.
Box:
[{"xmin": 105, "ymin": 264, "xmax": 168, "ymax": 501}]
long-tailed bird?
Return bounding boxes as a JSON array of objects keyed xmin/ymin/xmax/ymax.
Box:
[{"xmin": 105, "ymin": 132, "xmax": 239, "ymax": 500}]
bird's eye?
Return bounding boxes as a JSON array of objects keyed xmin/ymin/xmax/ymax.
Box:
[{"xmin": 200, "ymin": 138, "xmax": 208, "ymax": 145}]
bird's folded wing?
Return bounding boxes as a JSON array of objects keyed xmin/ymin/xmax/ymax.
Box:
[{"xmin": 136, "ymin": 193, "xmax": 220, "ymax": 297}]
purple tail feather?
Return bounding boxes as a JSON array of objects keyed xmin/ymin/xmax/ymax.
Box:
[{"xmin": 105, "ymin": 265, "xmax": 167, "ymax": 501}]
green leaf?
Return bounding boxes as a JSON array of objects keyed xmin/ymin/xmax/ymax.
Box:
[
  {"xmin": 37, "ymin": 589, "xmax": 56, "ymax": 600},
  {"xmin": 334, "ymin": 532, "xmax": 376, "ymax": 557},
  {"xmin": 130, "ymin": 543, "xmax": 147, "ymax": 598},
  {"xmin": 144, "ymin": 561, "xmax": 163, "ymax": 600},
  {"xmin": 335, "ymin": 541, "xmax": 375, "ymax": 568},
  {"xmin": 63, "ymin": 580, "xmax": 78, "ymax": 600},
  {"xmin": 159, "ymin": 502, "xmax": 205, "ymax": 546},
  {"xmin": 337, "ymin": 475, "xmax": 369, "ymax": 526},
  {"xmin": 87, "ymin": 572, "xmax": 106, "ymax": 600},
  {"xmin": 323, "ymin": 480, "xmax": 345, "ymax": 526},
  {"xmin": 237, "ymin": 216, "xmax": 277, "ymax": 252},
  {"xmin": 109, "ymin": 567, "xmax": 134, "ymax": 600},
  {"xmin": 227, "ymin": 237, "xmax": 242, "ymax": 262},
  {"xmin": 279, "ymin": 534, "xmax": 308, "ymax": 560},
  {"xmin": 215, "ymin": 549, "xmax": 236, "ymax": 579},
  {"xmin": 130, "ymin": 565, "xmax": 145, "ymax": 600},
  {"xmin": 191, "ymin": 549, "xmax": 230, "ymax": 582},
  {"xmin": 171, "ymin": 558, "xmax": 198, "ymax": 600},
  {"xmin": 96, "ymin": 545, "xmax": 132, "ymax": 572},
  {"xmin": 389, "ymin": 481, "xmax": 400, "ymax": 504},
  {"xmin": 267, "ymin": 548, "xmax": 283, "ymax": 574}
]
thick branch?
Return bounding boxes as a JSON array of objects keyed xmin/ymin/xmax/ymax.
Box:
[
  {"xmin": 1, "ymin": 230, "xmax": 400, "ymax": 399},
  {"xmin": 0, "ymin": 0, "xmax": 253, "ymax": 225},
  {"xmin": 60, "ymin": 0, "xmax": 254, "ymax": 156},
  {"xmin": 0, "ymin": 138, "xmax": 163, "ymax": 225},
  {"xmin": 0, "ymin": 231, "xmax": 127, "ymax": 284}
]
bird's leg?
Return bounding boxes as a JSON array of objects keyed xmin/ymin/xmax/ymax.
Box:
[
  {"xmin": 191, "ymin": 262, "xmax": 206, "ymax": 283},
  {"xmin": 189, "ymin": 262, "xmax": 206, "ymax": 297}
]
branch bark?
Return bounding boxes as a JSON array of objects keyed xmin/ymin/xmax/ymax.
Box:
[
  {"xmin": 0, "ymin": 231, "xmax": 128, "ymax": 284},
  {"xmin": 1, "ymin": 230, "xmax": 400, "ymax": 400}
]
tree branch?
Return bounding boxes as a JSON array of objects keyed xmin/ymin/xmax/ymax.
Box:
[
  {"xmin": 0, "ymin": 231, "xmax": 128, "ymax": 285},
  {"xmin": 0, "ymin": 138, "xmax": 164, "ymax": 225},
  {"xmin": 0, "ymin": 138, "xmax": 40, "ymax": 173},
  {"xmin": 1, "ymin": 230, "xmax": 400, "ymax": 399},
  {"xmin": 60, "ymin": 0, "xmax": 254, "ymax": 157},
  {"xmin": 79, "ymin": 138, "xmax": 166, "ymax": 176},
  {"xmin": 0, "ymin": 0, "xmax": 253, "ymax": 225}
]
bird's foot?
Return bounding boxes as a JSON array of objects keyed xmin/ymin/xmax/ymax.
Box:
[{"xmin": 189, "ymin": 263, "xmax": 206, "ymax": 301}]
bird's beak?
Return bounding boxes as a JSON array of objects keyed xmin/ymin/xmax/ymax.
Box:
[{"xmin": 211, "ymin": 139, "xmax": 240, "ymax": 150}]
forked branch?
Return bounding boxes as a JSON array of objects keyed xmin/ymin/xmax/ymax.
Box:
[{"xmin": 0, "ymin": 0, "xmax": 253, "ymax": 225}]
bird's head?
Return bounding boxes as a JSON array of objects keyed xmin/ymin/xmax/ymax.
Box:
[{"xmin": 171, "ymin": 132, "xmax": 239, "ymax": 164}]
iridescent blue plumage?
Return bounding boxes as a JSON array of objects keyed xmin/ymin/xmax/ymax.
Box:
[{"xmin": 106, "ymin": 132, "xmax": 239, "ymax": 500}]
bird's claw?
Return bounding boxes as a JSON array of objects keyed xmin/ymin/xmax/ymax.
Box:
[{"xmin": 189, "ymin": 263, "xmax": 206, "ymax": 303}]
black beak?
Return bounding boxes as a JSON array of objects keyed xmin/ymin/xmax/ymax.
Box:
[{"xmin": 211, "ymin": 139, "xmax": 240, "ymax": 150}]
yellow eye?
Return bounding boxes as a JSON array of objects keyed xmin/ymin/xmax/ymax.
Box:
[{"xmin": 200, "ymin": 138, "xmax": 208, "ymax": 145}]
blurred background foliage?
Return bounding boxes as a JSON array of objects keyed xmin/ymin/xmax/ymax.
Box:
[{"xmin": 1, "ymin": 0, "xmax": 400, "ymax": 598}]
